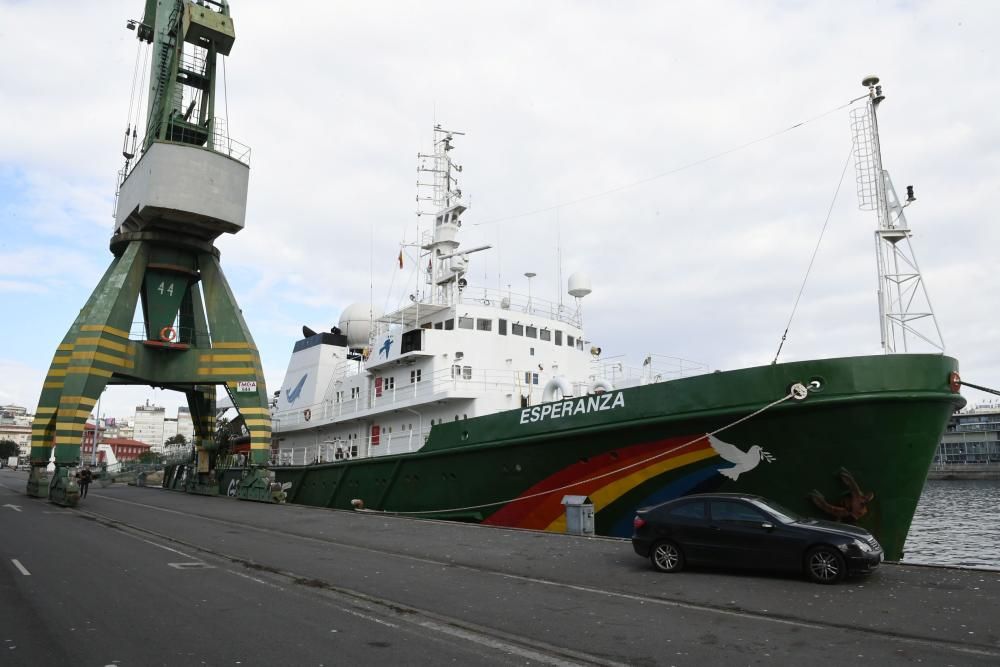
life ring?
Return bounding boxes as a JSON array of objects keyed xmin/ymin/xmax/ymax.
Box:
[
  {"xmin": 159, "ymin": 326, "xmax": 177, "ymax": 342},
  {"xmin": 590, "ymin": 378, "xmax": 614, "ymax": 394},
  {"xmin": 303, "ymin": 408, "xmax": 311, "ymax": 421},
  {"xmin": 541, "ymin": 376, "xmax": 574, "ymax": 402}
]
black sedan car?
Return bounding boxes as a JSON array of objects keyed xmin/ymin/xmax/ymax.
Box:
[{"xmin": 631, "ymin": 493, "xmax": 882, "ymax": 584}]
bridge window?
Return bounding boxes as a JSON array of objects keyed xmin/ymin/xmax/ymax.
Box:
[
  {"xmin": 458, "ymin": 317, "xmax": 474, "ymax": 329},
  {"xmin": 567, "ymin": 335, "xmax": 575, "ymax": 347},
  {"xmin": 555, "ymin": 330, "xmax": 562, "ymax": 345},
  {"xmin": 512, "ymin": 323, "xmax": 524, "ymax": 336},
  {"xmin": 445, "ymin": 319, "xmax": 455, "ymax": 330},
  {"xmin": 410, "ymin": 369, "xmax": 422, "ymax": 383},
  {"xmin": 525, "ymin": 326, "xmax": 537, "ymax": 339},
  {"xmin": 434, "ymin": 321, "xmax": 443, "ymax": 330},
  {"xmin": 462, "ymin": 366, "xmax": 472, "ymax": 380},
  {"xmin": 540, "ymin": 329, "xmax": 551, "ymax": 342},
  {"xmin": 498, "ymin": 318, "xmax": 507, "ymax": 335},
  {"xmin": 476, "ymin": 318, "xmax": 492, "ymax": 331}
]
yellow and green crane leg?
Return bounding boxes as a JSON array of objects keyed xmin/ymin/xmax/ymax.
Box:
[
  {"xmin": 27, "ymin": 243, "xmax": 145, "ymax": 504},
  {"xmin": 198, "ymin": 253, "xmax": 275, "ymax": 501}
]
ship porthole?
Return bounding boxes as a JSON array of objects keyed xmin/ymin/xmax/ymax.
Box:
[
  {"xmin": 461, "ymin": 431, "xmax": 470, "ymax": 441},
  {"xmin": 808, "ymin": 376, "xmax": 825, "ymax": 392},
  {"xmin": 515, "ymin": 464, "xmax": 522, "ymax": 472}
]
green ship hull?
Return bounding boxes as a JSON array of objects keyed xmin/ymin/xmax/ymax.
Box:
[{"xmin": 209, "ymin": 353, "xmax": 962, "ymax": 560}]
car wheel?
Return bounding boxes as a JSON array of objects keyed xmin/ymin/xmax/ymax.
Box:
[
  {"xmin": 650, "ymin": 540, "xmax": 685, "ymax": 573},
  {"xmin": 806, "ymin": 545, "xmax": 846, "ymax": 584}
]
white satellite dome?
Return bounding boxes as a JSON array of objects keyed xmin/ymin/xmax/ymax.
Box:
[
  {"xmin": 338, "ymin": 303, "xmax": 382, "ymax": 347},
  {"xmin": 567, "ymin": 272, "xmax": 592, "ymax": 299}
]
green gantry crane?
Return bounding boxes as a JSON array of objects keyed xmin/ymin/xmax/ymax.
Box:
[{"xmin": 28, "ymin": 0, "xmax": 275, "ymax": 505}]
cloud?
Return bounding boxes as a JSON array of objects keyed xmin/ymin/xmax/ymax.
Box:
[{"xmin": 1, "ymin": 0, "xmax": 998, "ymax": 419}]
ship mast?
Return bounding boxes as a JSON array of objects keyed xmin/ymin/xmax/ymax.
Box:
[
  {"xmin": 851, "ymin": 76, "xmax": 944, "ymax": 354},
  {"xmin": 416, "ymin": 126, "xmax": 490, "ymax": 307}
]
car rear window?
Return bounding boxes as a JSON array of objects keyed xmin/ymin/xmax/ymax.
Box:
[
  {"xmin": 710, "ymin": 500, "xmax": 767, "ymax": 523},
  {"xmin": 667, "ymin": 501, "xmax": 705, "ymax": 519}
]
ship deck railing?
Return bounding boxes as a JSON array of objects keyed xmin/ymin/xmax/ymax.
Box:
[
  {"xmin": 380, "ymin": 286, "xmax": 584, "ymax": 330},
  {"xmin": 271, "ymin": 426, "xmax": 435, "ymax": 466},
  {"xmin": 273, "ymin": 365, "xmax": 533, "ymax": 431},
  {"xmin": 272, "ymin": 357, "xmax": 708, "ymax": 432}
]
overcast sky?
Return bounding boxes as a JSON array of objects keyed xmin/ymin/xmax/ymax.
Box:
[{"xmin": 1, "ymin": 0, "xmax": 997, "ymax": 419}]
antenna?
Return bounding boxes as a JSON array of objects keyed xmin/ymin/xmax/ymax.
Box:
[
  {"xmin": 556, "ymin": 208, "xmax": 563, "ymax": 311},
  {"xmin": 416, "ymin": 125, "xmax": 466, "ymax": 216},
  {"xmin": 525, "ymin": 272, "xmax": 536, "ymax": 314},
  {"xmin": 851, "ymin": 76, "xmax": 944, "ymax": 354}
]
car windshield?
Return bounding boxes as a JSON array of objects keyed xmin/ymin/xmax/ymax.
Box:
[{"xmin": 749, "ymin": 498, "xmax": 802, "ymax": 524}]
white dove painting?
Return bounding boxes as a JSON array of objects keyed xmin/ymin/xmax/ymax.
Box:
[{"xmin": 708, "ymin": 434, "xmax": 776, "ymax": 481}]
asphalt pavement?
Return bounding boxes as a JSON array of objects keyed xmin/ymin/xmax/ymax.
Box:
[{"xmin": 1, "ymin": 469, "xmax": 998, "ymax": 666}]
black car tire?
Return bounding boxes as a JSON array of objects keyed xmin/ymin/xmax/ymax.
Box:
[
  {"xmin": 650, "ymin": 540, "xmax": 685, "ymax": 573},
  {"xmin": 805, "ymin": 545, "xmax": 846, "ymax": 584}
]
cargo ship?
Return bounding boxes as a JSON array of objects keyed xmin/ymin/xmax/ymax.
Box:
[{"xmin": 237, "ymin": 98, "xmax": 965, "ymax": 561}]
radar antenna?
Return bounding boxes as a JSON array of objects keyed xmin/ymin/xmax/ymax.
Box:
[
  {"xmin": 851, "ymin": 76, "xmax": 944, "ymax": 354},
  {"xmin": 416, "ymin": 125, "xmax": 465, "ymax": 216}
]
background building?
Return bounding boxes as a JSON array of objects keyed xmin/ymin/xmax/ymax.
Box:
[
  {"xmin": 133, "ymin": 403, "xmax": 166, "ymax": 453},
  {"xmin": 132, "ymin": 402, "xmax": 194, "ymax": 454},
  {"xmin": 0, "ymin": 405, "xmax": 32, "ymax": 458},
  {"xmin": 934, "ymin": 403, "xmax": 1000, "ymax": 466},
  {"xmin": 82, "ymin": 423, "xmax": 151, "ymax": 463}
]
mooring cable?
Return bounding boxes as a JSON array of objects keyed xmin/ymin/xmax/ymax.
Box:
[{"xmin": 355, "ymin": 382, "xmax": 811, "ymax": 517}]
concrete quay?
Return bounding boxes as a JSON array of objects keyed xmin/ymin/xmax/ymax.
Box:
[{"xmin": 1, "ymin": 469, "xmax": 998, "ymax": 666}]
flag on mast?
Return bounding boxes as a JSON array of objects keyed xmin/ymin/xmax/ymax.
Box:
[{"xmin": 398, "ymin": 250, "xmax": 403, "ymax": 269}]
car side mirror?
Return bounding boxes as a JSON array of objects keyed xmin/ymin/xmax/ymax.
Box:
[{"xmin": 761, "ymin": 522, "xmax": 774, "ymax": 530}]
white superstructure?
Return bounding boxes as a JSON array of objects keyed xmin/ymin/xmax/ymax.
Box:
[{"xmin": 271, "ymin": 127, "xmax": 703, "ymax": 465}]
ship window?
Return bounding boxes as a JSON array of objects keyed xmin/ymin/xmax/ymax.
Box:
[
  {"xmin": 434, "ymin": 322, "xmax": 443, "ymax": 330},
  {"xmin": 401, "ymin": 329, "xmax": 422, "ymax": 353},
  {"xmin": 458, "ymin": 317, "xmax": 474, "ymax": 329},
  {"xmin": 576, "ymin": 338, "xmax": 584, "ymax": 350},
  {"xmin": 524, "ymin": 371, "xmax": 531, "ymax": 384},
  {"xmin": 350, "ymin": 387, "xmax": 360, "ymax": 398},
  {"xmin": 445, "ymin": 319, "xmax": 454, "ymax": 330},
  {"xmin": 462, "ymin": 366, "xmax": 472, "ymax": 380},
  {"xmin": 533, "ymin": 373, "xmax": 539, "ymax": 385},
  {"xmin": 567, "ymin": 335, "xmax": 575, "ymax": 347},
  {"xmin": 452, "ymin": 364, "xmax": 461, "ymax": 378},
  {"xmin": 530, "ymin": 348, "xmax": 535, "ymax": 356},
  {"xmin": 498, "ymin": 319, "xmax": 507, "ymax": 335},
  {"xmin": 385, "ymin": 377, "xmax": 395, "ymax": 390},
  {"xmin": 555, "ymin": 330, "xmax": 562, "ymax": 345},
  {"xmin": 525, "ymin": 326, "xmax": 537, "ymax": 338},
  {"xmin": 512, "ymin": 323, "xmax": 524, "ymax": 336},
  {"xmin": 540, "ymin": 329, "xmax": 551, "ymax": 342},
  {"xmin": 335, "ymin": 390, "xmax": 343, "ymax": 403},
  {"xmin": 421, "ymin": 322, "xmax": 432, "ymax": 329},
  {"xmin": 410, "ymin": 369, "xmax": 422, "ymax": 383},
  {"xmin": 476, "ymin": 318, "xmax": 492, "ymax": 331}
]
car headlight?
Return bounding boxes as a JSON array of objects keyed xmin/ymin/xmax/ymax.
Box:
[{"xmin": 852, "ymin": 539, "xmax": 872, "ymax": 553}]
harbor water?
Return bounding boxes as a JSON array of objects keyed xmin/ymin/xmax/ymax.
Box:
[{"xmin": 903, "ymin": 479, "xmax": 1000, "ymax": 569}]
